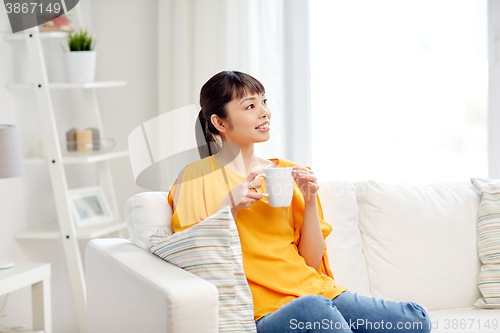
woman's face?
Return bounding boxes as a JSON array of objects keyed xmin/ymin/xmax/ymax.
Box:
[{"xmin": 214, "ymin": 90, "xmax": 271, "ymax": 146}]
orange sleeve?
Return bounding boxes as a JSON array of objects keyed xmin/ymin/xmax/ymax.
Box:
[{"xmin": 168, "ymin": 163, "xmax": 214, "ymax": 232}]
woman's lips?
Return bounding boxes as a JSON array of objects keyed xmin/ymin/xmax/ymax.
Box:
[{"xmin": 256, "ymin": 125, "xmax": 270, "ymax": 132}]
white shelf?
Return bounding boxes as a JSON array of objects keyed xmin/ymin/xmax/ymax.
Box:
[
  {"xmin": 6, "ymin": 81, "xmax": 127, "ymax": 89},
  {"xmin": 3, "ymin": 31, "xmax": 69, "ymax": 41},
  {"xmin": 14, "ymin": 221, "xmax": 127, "ymax": 240},
  {"xmin": 24, "ymin": 149, "xmax": 129, "ymax": 165}
]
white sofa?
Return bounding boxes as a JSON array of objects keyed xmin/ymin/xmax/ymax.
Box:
[{"xmin": 86, "ymin": 179, "xmax": 500, "ymax": 333}]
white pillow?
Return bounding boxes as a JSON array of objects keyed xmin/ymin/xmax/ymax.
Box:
[
  {"xmin": 150, "ymin": 205, "xmax": 256, "ymax": 333},
  {"xmin": 354, "ymin": 180, "xmax": 482, "ymax": 310},
  {"xmin": 124, "ymin": 191, "xmax": 174, "ymax": 250},
  {"xmin": 318, "ymin": 181, "xmax": 371, "ymax": 297}
]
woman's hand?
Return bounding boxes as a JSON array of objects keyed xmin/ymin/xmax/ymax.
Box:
[
  {"xmin": 292, "ymin": 166, "xmax": 319, "ymax": 203},
  {"xmin": 219, "ymin": 171, "xmax": 265, "ymax": 216}
]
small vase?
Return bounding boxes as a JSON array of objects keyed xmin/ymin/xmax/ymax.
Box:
[{"xmin": 64, "ymin": 50, "xmax": 96, "ymax": 82}]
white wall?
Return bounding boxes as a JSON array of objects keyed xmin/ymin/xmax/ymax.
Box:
[
  {"xmin": 0, "ymin": 0, "xmax": 159, "ymax": 331},
  {"xmin": 488, "ymin": 0, "xmax": 500, "ymax": 178}
]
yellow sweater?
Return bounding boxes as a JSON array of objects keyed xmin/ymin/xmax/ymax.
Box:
[{"xmin": 168, "ymin": 155, "xmax": 347, "ymax": 321}]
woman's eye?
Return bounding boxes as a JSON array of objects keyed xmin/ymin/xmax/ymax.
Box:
[
  {"xmin": 246, "ymin": 104, "xmax": 254, "ymax": 110},
  {"xmin": 263, "ymin": 99, "xmax": 268, "ymax": 104}
]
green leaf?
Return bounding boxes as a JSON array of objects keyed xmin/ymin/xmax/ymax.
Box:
[{"xmin": 67, "ymin": 27, "xmax": 95, "ymax": 51}]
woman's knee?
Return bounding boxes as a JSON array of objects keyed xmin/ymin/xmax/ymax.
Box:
[
  {"xmin": 289, "ymin": 295, "xmax": 336, "ymax": 319},
  {"xmin": 286, "ymin": 295, "xmax": 350, "ymax": 332},
  {"xmin": 290, "ymin": 295, "xmax": 331, "ymax": 310},
  {"xmin": 405, "ymin": 302, "xmax": 432, "ymax": 333}
]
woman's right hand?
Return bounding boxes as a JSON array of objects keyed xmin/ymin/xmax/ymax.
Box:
[{"xmin": 219, "ymin": 171, "xmax": 264, "ymax": 214}]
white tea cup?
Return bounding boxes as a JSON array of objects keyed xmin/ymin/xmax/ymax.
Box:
[{"xmin": 253, "ymin": 167, "xmax": 294, "ymax": 207}]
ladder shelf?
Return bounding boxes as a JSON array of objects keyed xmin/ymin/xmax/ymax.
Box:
[
  {"xmin": 14, "ymin": 221, "xmax": 127, "ymax": 240},
  {"xmin": 6, "ymin": 11, "xmax": 127, "ymax": 330},
  {"xmin": 24, "ymin": 149, "xmax": 129, "ymax": 165},
  {"xmin": 3, "ymin": 30, "xmax": 69, "ymax": 41}
]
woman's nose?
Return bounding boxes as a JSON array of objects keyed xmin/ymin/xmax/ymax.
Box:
[{"xmin": 260, "ymin": 104, "xmax": 270, "ymax": 117}]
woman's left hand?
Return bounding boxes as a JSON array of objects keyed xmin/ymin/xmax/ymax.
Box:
[{"xmin": 292, "ymin": 166, "xmax": 319, "ymax": 203}]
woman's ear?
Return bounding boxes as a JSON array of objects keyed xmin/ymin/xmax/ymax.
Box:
[{"xmin": 211, "ymin": 114, "xmax": 228, "ymax": 133}]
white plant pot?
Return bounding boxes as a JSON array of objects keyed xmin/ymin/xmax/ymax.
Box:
[{"xmin": 64, "ymin": 51, "xmax": 96, "ymax": 82}]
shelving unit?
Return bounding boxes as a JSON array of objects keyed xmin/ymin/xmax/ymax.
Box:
[{"xmin": 4, "ymin": 14, "xmax": 127, "ymax": 333}]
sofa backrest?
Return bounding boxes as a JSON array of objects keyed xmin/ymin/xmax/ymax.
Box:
[
  {"xmin": 351, "ymin": 180, "xmax": 482, "ymax": 311},
  {"xmin": 317, "ymin": 181, "xmax": 371, "ymax": 297}
]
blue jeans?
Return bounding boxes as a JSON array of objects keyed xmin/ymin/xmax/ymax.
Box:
[{"xmin": 255, "ymin": 291, "xmax": 431, "ymax": 333}]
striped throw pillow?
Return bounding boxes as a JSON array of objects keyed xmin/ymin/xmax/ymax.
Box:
[
  {"xmin": 150, "ymin": 205, "xmax": 257, "ymax": 332},
  {"xmin": 471, "ymin": 178, "xmax": 500, "ymax": 309}
]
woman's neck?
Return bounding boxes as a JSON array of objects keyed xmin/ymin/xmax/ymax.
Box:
[{"xmin": 214, "ymin": 142, "xmax": 263, "ymax": 176}]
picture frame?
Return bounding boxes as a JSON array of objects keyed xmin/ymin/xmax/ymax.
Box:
[
  {"xmin": 68, "ymin": 186, "xmax": 114, "ymax": 228},
  {"xmin": 40, "ymin": 8, "xmax": 75, "ymax": 32}
]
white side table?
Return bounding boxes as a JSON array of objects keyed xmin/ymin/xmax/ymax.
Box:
[{"xmin": 0, "ymin": 262, "xmax": 51, "ymax": 333}]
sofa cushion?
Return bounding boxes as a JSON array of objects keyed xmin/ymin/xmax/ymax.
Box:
[
  {"xmin": 354, "ymin": 180, "xmax": 482, "ymax": 310},
  {"xmin": 427, "ymin": 307, "xmax": 500, "ymax": 333},
  {"xmin": 471, "ymin": 178, "xmax": 500, "ymax": 309},
  {"xmin": 318, "ymin": 181, "xmax": 371, "ymax": 297},
  {"xmin": 150, "ymin": 205, "xmax": 257, "ymax": 333},
  {"xmin": 125, "ymin": 191, "xmax": 174, "ymax": 250}
]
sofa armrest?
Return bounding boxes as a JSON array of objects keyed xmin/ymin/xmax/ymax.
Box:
[{"xmin": 86, "ymin": 238, "xmax": 219, "ymax": 333}]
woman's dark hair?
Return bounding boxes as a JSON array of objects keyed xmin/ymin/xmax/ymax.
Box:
[{"xmin": 196, "ymin": 70, "xmax": 266, "ymax": 159}]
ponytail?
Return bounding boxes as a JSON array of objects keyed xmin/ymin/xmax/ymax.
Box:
[{"xmin": 195, "ymin": 109, "xmax": 221, "ymax": 159}]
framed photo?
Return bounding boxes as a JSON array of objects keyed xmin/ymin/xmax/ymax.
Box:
[
  {"xmin": 68, "ymin": 186, "xmax": 114, "ymax": 228},
  {"xmin": 40, "ymin": 6, "xmax": 75, "ymax": 32}
]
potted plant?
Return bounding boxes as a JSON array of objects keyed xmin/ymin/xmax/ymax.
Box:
[{"xmin": 64, "ymin": 28, "xmax": 97, "ymax": 82}]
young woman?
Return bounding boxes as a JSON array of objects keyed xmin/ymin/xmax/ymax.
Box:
[{"xmin": 168, "ymin": 70, "xmax": 431, "ymax": 333}]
